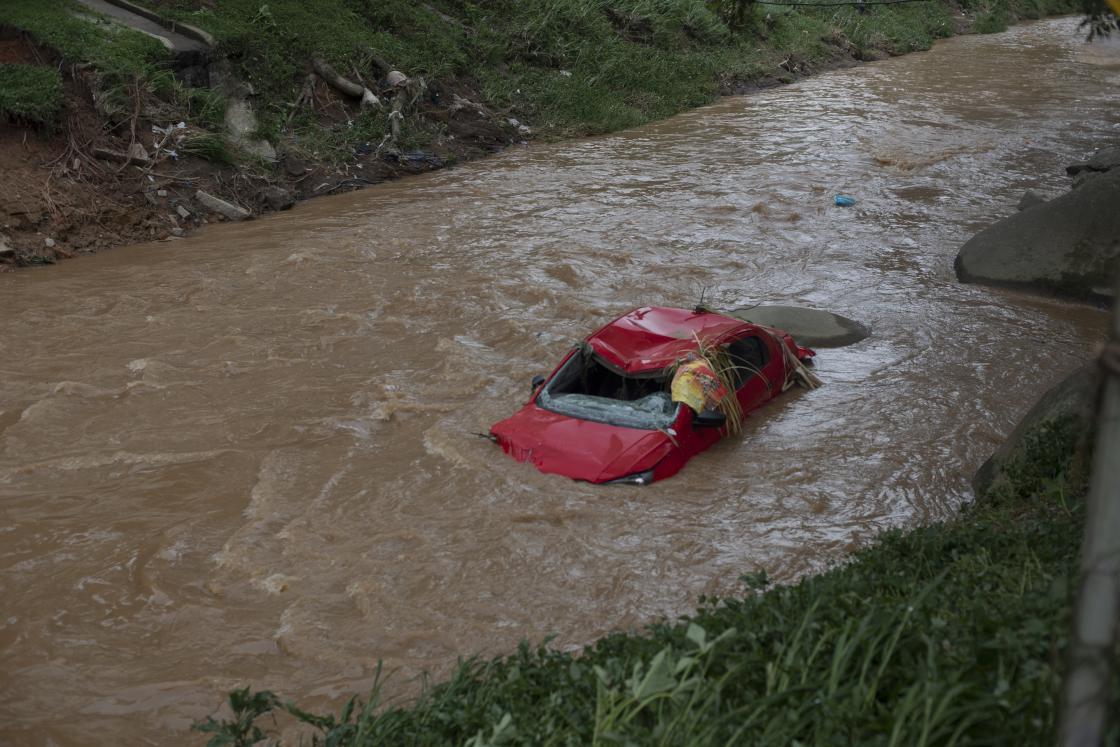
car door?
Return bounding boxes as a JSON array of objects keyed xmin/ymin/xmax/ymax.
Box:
[{"xmin": 727, "ymin": 334, "xmax": 773, "ymax": 413}]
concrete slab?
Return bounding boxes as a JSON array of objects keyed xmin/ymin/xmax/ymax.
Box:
[{"xmin": 724, "ymin": 305, "xmax": 870, "ymax": 348}]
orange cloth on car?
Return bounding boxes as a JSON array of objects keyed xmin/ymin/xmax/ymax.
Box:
[{"xmin": 671, "ymin": 358, "xmax": 729, "ymax": 414}]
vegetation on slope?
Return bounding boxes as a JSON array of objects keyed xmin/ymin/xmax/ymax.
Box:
[
  {"xmin": 0, "ymin": 0, "xmax": 224, "ymax": 131},
  {"xmin": 196, "ymin": 415, "xmax": 1098, "ymax": 745},
  {"xmin": 1, "ymin": 0, "xmax": 1080, "ymax": 153},
  {"xmin": 147, "ymin": 0, "xmax": 1077, "ymax": 149},
  {"xmin": 0, "ymin": 63, "xmax": 63, "ymax": 127}
]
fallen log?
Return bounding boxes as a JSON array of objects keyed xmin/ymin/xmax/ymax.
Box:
[{"xmin": 311, "ymin": 58, "xmax": 379, "ymax": 110}]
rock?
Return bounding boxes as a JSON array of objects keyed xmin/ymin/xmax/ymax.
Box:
[
  {"xmin": 225, "ymin": 98, "xmax": 277, "ymax": 161},
  {"xmin": 954, "ymin": 168, "xmax": 1120, "ymax": 303},
  {"xmin": 210, "ymin": 59, "xmax": 277, "ymax": 163},
  {"xmin": 397, "ymin": 151, "xmax": 444, "ymax": 170},
  {"xmin": 0, "ymin": 233, "xmax": 14, "ymax": 257},
  {"xmin": 386, "ymin": 70, "xmax": 409, "ymax": 88},
  {"xmin": 128, "ymin": 142, "xmax": 149, "ymax": 162},
  {"xmin": 156, "ymin": 189, "xmax": 168, "ymax": 198},
  {"xmin": 171, "ymin": 227, "xmax": 184, "ymax": 237},
  {"xmin": 194, "ymin": 190, "xmax": 252, "ymax": 221},
  {"xmin": 1086, "ymin": 145, "xmax": 1120, "ymax": 171},
  {"xmin": 176, "ymin": 204, "xmax": 192, "ymax": 220},
  {"xmin": 973, "ymin": 364, "xmax": 1098, "ymax": 498},
  {"xmin": 282, "ymin": 155, "xmax": 308, "ymax": 177},
  {"xmin": 1066, "ymin": 145, "xmax": 1120, "ymax": 176},
  {"xmin": 1072, "ymin": 170, "xmax": 1102, "ymax": 190},
  {"xmin": 1016, "ymin": 189, "xmax": 1047, "ymax": 211},
  {"xmin": 723, "ymin": 305, "xmax": 870, "ymax": 348},
  {"xmin": 260, "ymin": 185, "xmax": 295, "ymax": 212},
  {"xmin": 93, "ymin": 146, "xmax": 148, "ymax": 166},
  {"xmin": 44, "ymin": 237, "xmax": 56, "ymax": 248}
]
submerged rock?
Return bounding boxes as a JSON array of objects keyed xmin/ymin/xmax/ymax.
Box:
[
  {"xmin": 1066, "ymin": 145, "xmax": 1120, "ymax": 176},
  {"xmin": 954, "ymin": 168, "xmax": 1120, "ymax": 303},
  {"xmin": 259, "ymin": 185, "xmax": 295, "ymax": 212},
  {"xmin": 973, "ymin": 364, "xmax": 1098, "ymax": 499},
  {"xmin": 1016, "ymin": 189, "xmax": 1048, "ymax": 211},
  {"xmin": 724, "ymin": 305, "xmax": 870, "ymax": 347}
]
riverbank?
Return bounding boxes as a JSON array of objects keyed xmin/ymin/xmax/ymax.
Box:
[
  {"xmin": 0, "ymin": 0, "xmax": 1078, "ymax": 268},
  {"xmin": 198, "ymin": 406, "xmax": 1096, "ymax": 745}
]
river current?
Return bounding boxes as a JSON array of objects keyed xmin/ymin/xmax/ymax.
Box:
[{"xmin": 1, "ymin": 17, "xmax": 1116, "ymax": 744}]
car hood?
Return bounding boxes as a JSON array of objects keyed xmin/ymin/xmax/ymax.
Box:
[{"xmin": 490, "ymin": 404, "xmax": 674, "ymax": 483}]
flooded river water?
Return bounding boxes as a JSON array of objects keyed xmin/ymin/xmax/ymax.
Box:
[{"xmin": 1, "ymin": 17, "xmax": 1117, "ymax": 744}]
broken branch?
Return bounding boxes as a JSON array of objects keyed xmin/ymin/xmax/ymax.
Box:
[{"xmin": 311, "ymin": 58, "xmax": 380, "ymax": 110}]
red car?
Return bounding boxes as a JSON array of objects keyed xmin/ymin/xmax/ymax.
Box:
[{"xmin": 490, "ymin": 306, "xmax": 816, "ymax": 485}]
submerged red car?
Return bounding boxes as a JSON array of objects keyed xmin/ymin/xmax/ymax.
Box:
[{"xmin": 490, "ymin": 306, "xmax": 817, "ymax": 485}]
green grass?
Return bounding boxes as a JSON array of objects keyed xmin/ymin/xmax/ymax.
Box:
[
  {"xmin": 196, "ymin": 411, "xmax": 1099, "ymax": 746},
  {"xmin": 0, "ymin": 63, "xmax": 64, "ymax": 127},
  {"xmin": 180, "ymin": 131, "xmax": 234, "ymax": 164},
  {"xmin": 2, "ymin": 0, "xmax": 1079, "ymax": 151},
  {"xmin": 0, "ymin": 0, "xmax": 213, "ymax": 129},
  {"xmin": 0, "ymin": 0, "xmax": 169, "ymax": 81},
  {"xmin": 144, "ymin": 0, "xmax": 1077, "ymax": 153}
]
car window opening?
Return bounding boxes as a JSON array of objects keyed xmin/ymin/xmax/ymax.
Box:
[
  {"xmin": 726, "ymin": 336, "xmax": 769, "ymax": 388},
  {"xmin": 536, "ymin": 337, "xmax": 770, "ymax": 431},
  {"xmin": 537, "ymin": 351, "xmax": 678, "ymax": 430}
]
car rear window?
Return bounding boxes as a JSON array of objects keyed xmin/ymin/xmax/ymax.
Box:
[{"xmin": 537, "ymin": 351, "xmax": 679, "ymax": 430}]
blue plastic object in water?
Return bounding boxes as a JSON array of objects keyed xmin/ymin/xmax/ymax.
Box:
[{"xmin": 834, "ymin": 195, "xmax": 856, "ymax": 207}]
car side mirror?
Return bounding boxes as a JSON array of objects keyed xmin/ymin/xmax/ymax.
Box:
[
  {"xmin": 694, "ymin": 409, "xmax": 726, "ymax": 428},
  {"xmin": 531, "ymin": 375, "xmax": 546, "ymax": 392}
]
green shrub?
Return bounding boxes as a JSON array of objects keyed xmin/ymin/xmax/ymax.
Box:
[
  {"xmin": 975, "ymin": 8, "xmax": 1011, "ymax": 33},
  {"xmin": 180, "ymin": 132, "xmax": 234, "ymax": 164}
]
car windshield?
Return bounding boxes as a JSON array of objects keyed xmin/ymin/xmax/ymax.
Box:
[{"xmin": 537, "ymin": 350, "xmax": 680, "ymax": 430}]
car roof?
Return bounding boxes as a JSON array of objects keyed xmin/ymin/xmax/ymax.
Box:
[{"xmin": 587, "ymin": 306, "xmax": 755, "ymax": 375}]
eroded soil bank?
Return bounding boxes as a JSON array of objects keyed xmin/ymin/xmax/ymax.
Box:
[{"xmin": 1, "ymin": 18, "xmax": 1116, "ymax": 744}]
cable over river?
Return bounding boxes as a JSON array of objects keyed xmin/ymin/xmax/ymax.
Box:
[{"xmin": 1, "ymin": 17, "xmax": 1116, "ymax": 744}]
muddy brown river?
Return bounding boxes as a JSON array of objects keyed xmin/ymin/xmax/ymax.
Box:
[{"xmin": 1, "ymin": 18, "xmax": 1117, "ymax": 744}]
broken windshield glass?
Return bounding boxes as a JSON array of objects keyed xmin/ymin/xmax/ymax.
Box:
[
  {"xmin": 536, "ymin": 350, "xmax": 680, "ymax": 430},
  {"xmin": 538, "ymin": 390, "xmax": 678, "ymax": 430}
]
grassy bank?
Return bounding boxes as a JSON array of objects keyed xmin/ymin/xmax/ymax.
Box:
[
  {"xmin": 0, "ymin": 1, "xmax": 223, "ymax": 130},
  {"xmin": 148, "ymin": 0, "xmax": 1076, "ymax": 155},
  {"xmin": 0, "ymin": 0, "xmax": 1081, "ymax": 268},
  {"xmin": 0, "ymin": 63, "xmax": 63, "ymax": 127},
  {"xmin": 2, "ymin": 0, "xmax": 1079, "ymax": 151},
  {"xmin": 197, "ymin": 415, "xmax": 1097, "ymax": 745}
]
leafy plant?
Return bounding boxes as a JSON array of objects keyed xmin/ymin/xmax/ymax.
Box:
[{"xmin": 181, "ymin": 132, "xmax": 235, "ymax": 164}]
